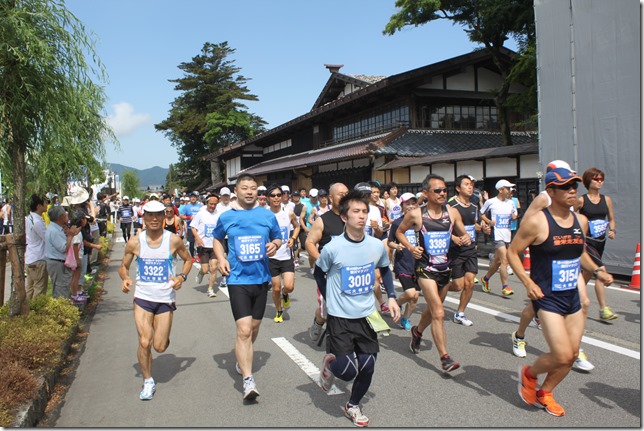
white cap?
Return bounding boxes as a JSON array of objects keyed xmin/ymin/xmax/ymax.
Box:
[
  {"xmin": 309, "ymin": 188, "xmax": 319, "ymax": 197},
  {"xmin": 495, "ymin": 179, "xmax": 516, "ymax": 190},
  {"xmin": 220, "ymin": 187, "xmax": 231, "ymax": 196},
  {"xmin": 281, "ymin": 185, "xmax": 290, "ymax": 193},
  {"xmin": 546, "ymin": 160, "xmax": 573, "ymax": 172},
  {"xmin": 257, "ymin": 186, "xmax": 267, "ymax": 191},
  {"xmin": 400, "ymin": 192, "xmax": 417, "ymax": 203},
  {"xmin": 132, "ymin": 197, "xmax": 140, "ymax": 203},
  {"xmin": 467, "ymin": 175, "xmax": 476, "ymax": 182},
  {"xmin": 69, "ymin": 187, "xmax": 89, "ymax": 205},
  {"xmin": 231, "ymin": 193, "xmax": 237, "ymax": 199},
  {"xmin": 149, "ymin": 193, "xmax": 160, "ymax": 199},
  {"xmin": 122, "ymin": 196, "xmax": 129, "ymax": 200},
  {"xmin": 142, "ymin": 200, "xmax": 165, "ymax": 213}
]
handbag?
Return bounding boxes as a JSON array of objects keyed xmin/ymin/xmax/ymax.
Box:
[{"xmin": 64, "ymin": 244, "xmax": 78, "ymax": 270}]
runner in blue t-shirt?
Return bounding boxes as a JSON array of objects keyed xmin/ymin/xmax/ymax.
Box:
[
  {"xmin": 179, "ymin": 191, "xmax": 203, "ymax": 260},
  {"xmin": 213, "ymin": 174, "xmax": 282, "ymax": 402}
]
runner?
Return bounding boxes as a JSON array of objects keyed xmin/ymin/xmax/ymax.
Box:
[
  {"xmin": 387, "ymin": 192, "xmax": 420, "ymax": 331},
  {"xmin": 281, "ymin": 185, "xmax": 295, "ymax": 213},
  {"xmin": 257, "ymin": 187, "xmax": 268, "ymax": 208},
  {"xmin": 509, "ymin": 166, "xmax": 613, "ymax": 417},
  {"xmin": 305, "ymin": 182, "xmax": 349, "ymax": 341},
  {"xmin": 384, "ymin": 182, "xmax": 403, "ymax": 222},
  {"xmin": 316, "ymin": 190, "xmax": 400, "ymax": 427},
  {"xmin": 266, "ymin": 184, "xmax": 300, "ymax": 322},
  {"xmin": 119, "ymin": 200, "xmax": 193, "ymax": 400},
  {"xmin": 179, "ymin": 191, "xmax": 203, "ymax": 261},
  {"xmin": 117, "ymin": 196, "xmax": 134, "ymax": 242},
  {"xmin": 191, "ymin": 193, "xmax": 222, "ymax": 298},
  {"xmin": 212, "ymin": 174, "xmax": 282, "ymax": 401},
  {"xmin": 301, "ymin": 188, "xmax": 319, "ymax": 275},
  {"xmin": 307, "ymin": 189, "xmax": 330, "ymax": 226},
  {"xmin": 163, "ymin": 203, "xmax": 184, "ymax": 238},
  {"xmin": 291, "ymin": 190, "xmax": 304, "ymax": 268},
  {"xmin": 446, "ymin": 174, "xmax": 488, "ymax": 326},
  {"xmin": 395, "ymin": 173, "xmax": 471, "ymax": 372},
  {"xmin": 479, "ymin": 179, "xmax": 518, "ymax": 296},
  {"xmin": 575, "ymin": 167, "xmax": 618, "ymax": 321}
]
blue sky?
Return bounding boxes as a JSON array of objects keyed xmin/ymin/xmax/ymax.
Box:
[{"xmin": 66, "ymin": 0, "xmax": 515, "ymax": 170}]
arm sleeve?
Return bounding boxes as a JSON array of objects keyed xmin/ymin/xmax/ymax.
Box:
[
  {"xmin": 314, "ymin": 264, "xmax": 327, "ymax": 299},
  {"xmin": 378, "ymin": 265, "xmax": 396, "ymax": 299}
]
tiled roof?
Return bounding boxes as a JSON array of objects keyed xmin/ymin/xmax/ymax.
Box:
[
  {"xmin": 348, "ymin": 74, "xmax": 386, "ymax": 84},
  {"xmin": 374, "ymin": 129, "xmax": 538, "ymax": 157},
  {"xmin": 230, "ymin": 133, "xmax": 390, "ymax": 180}
]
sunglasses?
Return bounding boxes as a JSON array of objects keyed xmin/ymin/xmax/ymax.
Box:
[
  {"xmin": 431, "ymin": 188, "xmax": 448, "ymax": 194},
  {"xmin": 268, "ymin": 193, "xmax": 282, "ymax": 198},
  {"xmin": 550, "ymin": 182, "xmax": 579, "ymax": 191},
  {"xmin": 593, "ymin": 177, "xmax": 604, "ymax": 182}
]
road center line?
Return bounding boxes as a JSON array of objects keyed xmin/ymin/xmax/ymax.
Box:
[{"xmin": 272, "ymin": 336, "xmax": 343, "ymax": 395}]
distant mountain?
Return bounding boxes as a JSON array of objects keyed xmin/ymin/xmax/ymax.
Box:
[{"xmin": 109, "ymin": 163, "xmax": 168, "ymax": 188}]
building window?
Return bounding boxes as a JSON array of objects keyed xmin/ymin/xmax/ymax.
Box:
[
  {"xmin": 263, "ymin": 138, "xmax": 292, "ymax": 154},
  {"xmin": 419, "ymin": 103, "xmax": 498, "ymax": 131},
  {"xmin": 331, "ymin": 103, "xmax": 410, "ymax": 144}
]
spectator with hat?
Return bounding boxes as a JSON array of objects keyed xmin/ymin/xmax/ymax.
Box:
[{"xmin": 45, "ymin": 206, "xmax": 80, "ymax": 299}]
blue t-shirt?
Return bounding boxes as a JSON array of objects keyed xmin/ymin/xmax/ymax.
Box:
[
  {"xmin": 213, "ymin": 206, "xmax": 281, "ymax": 285},
  {"xmin": 180, "ymin": 202, "xmax": 203, "ymax": 227},
  {"xmin": 316, "ymin": 233, "xmax": 389, "ymax": 319}
]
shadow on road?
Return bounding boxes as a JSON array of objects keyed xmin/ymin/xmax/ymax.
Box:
[{"xmin": 132, "ymin": 353, "xmax": 196, "ymax": 383}]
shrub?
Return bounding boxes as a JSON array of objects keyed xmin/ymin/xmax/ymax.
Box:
[{"xmin": 106, "ymin": 220, "xmax": 114, "ymax": 234}]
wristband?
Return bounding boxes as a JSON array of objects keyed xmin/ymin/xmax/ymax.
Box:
[{"xmin": 593, "ymin": 267, "xmax": 604, "ymax": 279}]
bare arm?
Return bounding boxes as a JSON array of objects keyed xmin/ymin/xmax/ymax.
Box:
[
  {"xmin": 507, "ymin": 213, "xmax": 547, "ymax": 300},
  {"xmin": 395, "ymin": 208, "xmax": 423, "ymax": 259},
  {"xmin": 214, "ymin": 238, "xmax": 230, "ymax": 276},
  {"xmin": 448, "ymin": 206, "xmax": 471, "ymax": 246},
  {"xmin": 288, "ymin": 211, "xmax": 300, "ymax": 249},
  {"xmin": 170, "ymin": 235, "xmax": 193, "ymax": 290},
  {"xmin": 119, "ymin": 236, "xmax": 139, "ymax": 293},
  {"xmin": 605, "ymin": 195, "xmax": 616, "ymax": 240},
  {"xmin": 305, "ymin": 217, "xmax": 324, "ymax": 260},
  {"xmin": 522, "ymin": 192, "xmax": 550, "ymax": 221}
]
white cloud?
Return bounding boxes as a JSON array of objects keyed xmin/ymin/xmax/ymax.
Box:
[{"xmin": 105, "ymin": 102, "xmax": 152, "ymax": 137}]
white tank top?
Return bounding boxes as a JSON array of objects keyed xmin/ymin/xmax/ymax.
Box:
[
  {"xmin": 272, "ymin": 208, "xmax": 293, "ymax": 261},
  {"xmin": 135, "ymin": 230, "xmax": 176, "ymax": 303}
]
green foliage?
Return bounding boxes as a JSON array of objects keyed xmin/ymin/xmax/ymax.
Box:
[
  {"xmin": 155, "ymin": 41, "xmax": 266, "ymax": 190},
  {"xmin": 106, "ymin": 220, "xmax": 114, "ymax": 234},
  {"xmin": 121, "ymin": 170, "xmax": 141, "ymax": 199}
]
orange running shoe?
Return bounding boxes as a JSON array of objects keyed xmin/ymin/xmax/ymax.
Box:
[
  {"xmin": 517, "ymin": 365, "xmax": 538, "ymax": 406},
  {"xmin": 536, "ymin": 392, "xmax": 566, "ymax": 417}
]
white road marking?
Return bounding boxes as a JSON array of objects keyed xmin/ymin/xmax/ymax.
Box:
[
  {"xmin": 218, "ymin": 285, "xmax": 229, "ymax": 298},
  {"xmin": 272, "ymin": 336, "xmax": 344, "ymax": 395}
]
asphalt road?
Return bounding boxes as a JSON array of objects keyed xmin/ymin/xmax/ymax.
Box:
[{"xmin": 46, "ymin": 238, "xmax": 640, "ymax": 427}]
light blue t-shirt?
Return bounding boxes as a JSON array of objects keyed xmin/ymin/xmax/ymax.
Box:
[
  {"xmin": 213, "ymin": 206, "xmax": 281, "ymax": 285},
  {"xmin": 316, "ymin": 233, "xmax": 389, "ymax": 319},
  {"xmin": 180, "ymin": 202, "xmax": 203, "ymax": 227}
]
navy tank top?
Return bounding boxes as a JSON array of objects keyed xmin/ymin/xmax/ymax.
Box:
[
  {"xmin": 416, "ymin": 204, "xmax": 452, "ymax": 272},
  {"xmin": 579, "ymin": 194, "xmax": 609, "ymax": 241}
]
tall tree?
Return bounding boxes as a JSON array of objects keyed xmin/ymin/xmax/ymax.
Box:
[
  {"xmin": 0, "ymin": 0, "xmax": 114, "ymax": 315},
  {"xmin": 121, "ymin": 170, "xmax": 141, "ymax": 200},
  {"xmin": 155, "ymin": 42, "xmax": 265, "ymax": 190},
  {"xmin": 384, "ymin": 0, "xmax": 536, "ymax": 144}
]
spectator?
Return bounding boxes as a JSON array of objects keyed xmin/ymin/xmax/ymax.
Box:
[
  {"xmin": 25, "ymin": 194, "xmax": 49, "ymax": 300},
  {"xmin": 2, "ymin": 198, "xmax": 13, "ymax": 234},
  {"xmin": 45, "ymin": 206, "xmax": 80, "ymax": 298}
]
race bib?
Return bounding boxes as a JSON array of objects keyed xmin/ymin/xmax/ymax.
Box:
[
  {"xmin": 390, "ymin": 206, "xmax": 402, "ymax": 221},
  {"xmin": 464, "ymin": 225, "xmax": 476, "ymax": 243},
  {"xmin": 341, "ymin": 262, "xmax": 375, "ymax": 296},
  {"xmin": 138, "ymin": 258, "xmax": 169, "ymax": 283},
  {"xmin": 121, "ymin": 209, "xmax": 132, "ymax": 218},
  {"xmin": 495, "ymin": 214, "xmax": 511, "ymax": 229},
  {"xmin": 552, "ymin": 257, "xmax": 580, "ymax": 291},
  {"xmin": 235, "ymin": 235, "xmax": 265, "ymax": 262},
  {"xmin": 404, "ymin": 229, "xmax": 417, "ymax": 246},
  {"xmin": 423, "ymin": 230, "xmax": 451, "ymax": 255},
  {"xmin": 280, "ymin": 226, "xmax": 289, "ymax": 243},
  {"xmin": 204, "ymin": 224, "xmax": 216, "ymax": 238},
  {"xmin": 588, "ymin": 219, "xmax": 609, "ymax": 239}
]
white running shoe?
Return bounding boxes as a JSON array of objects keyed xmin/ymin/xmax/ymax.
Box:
[
  {"xmin": 207, "ymin": 288, "xmax": 217, "ymax": 298},
  {"xmin": 319, "ymin": 353, "xmax": 336, "ymax": 391},
  {"xmin": 453, "ymin": 312, "xmax": 473, "ymax": 326},
  {"xmin": 196, "ymin": 270, "xmax": 204, "ymax": 284},
  {"xmin": 512, "ymin": 331, "xmax": 527, "ymax": 358},
  {"xmin": 309, "ymin": 318, "xmax": 323, "ymax": 342},
  {"xmin": 219, "ymin": 277, "xmax": 227, "ymax": 288},
  {"xmin": 573, "ymin": 349, "xmax": 595, "ymax": 372},
  {"xmin": 242, "ymin": 377, "xmax": 259, "ymax": 400},
  {"xmin": 506, "ymin": 265, "xmax": 514, "ymax": 275},
  {"xmin": 139, "ymin": 379, "xmax": 156, "ymax": 400}
]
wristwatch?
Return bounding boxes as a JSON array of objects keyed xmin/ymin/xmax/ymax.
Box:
[
  {"xmin": 592, "ymin": 267, "xmax": 604, "ymax": 279},
  {"xmin": 179, "ymin": 273, "xmax": 188, "ymax": 281}
]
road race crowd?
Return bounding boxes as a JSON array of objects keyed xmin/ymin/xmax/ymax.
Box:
[{"xmin": 18, "ymin": 159, "xmax": 617, "ymax": 426}]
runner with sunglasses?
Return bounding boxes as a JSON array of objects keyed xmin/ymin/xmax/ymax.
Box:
[{"xmin": 395, "ymin": 173, "xmax": 471, "ymax": 372}]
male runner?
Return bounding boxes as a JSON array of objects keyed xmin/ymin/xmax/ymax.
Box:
[
  {"xmin": 119, "ymin": 200, "xmax": 193, "ymax": 400},
  {"xmin": 317, "ymin": 190, "xmax": 400, "ymax": 427},
  {"xmin": 266, "ymin": 184, "xmax": 300, "ymax": 322},
  {"xmin": 213, "ymin": 174, "xmax": 282, "ymax": 401},
  {"xmin": 305, "ymin": 182, "xmax": 349, "ymax": 341},
  {"xmin": 191, "ymin": 193, "xmax": 221, "ymax": 297},
  {"xmin": 395, "ymin": 174, "xmax": 471, "ymax": 372},
  {"xmin": 179, "ymin": 191, "xmax": 203, "ymax": 261},
  {"xmin": 509, "ymin": 166, "xmax": 613, "ymax": 416},
  {"xmin": 479, "ymin": 179, "xmax": 518, "ymax": 296},
  {"xmin": 447, "ymin": 175, "xmax": 489, "ymax": 326}
]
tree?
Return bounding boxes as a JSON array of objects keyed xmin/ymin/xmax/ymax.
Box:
[
  {"xmin": 121, "ymin": 170, "xmax": 141, "ymax": 200},
  {"xmin": 384, "ymin": 0, "xmax": 536, "ymax": 144},
  {"xmin": 0, "ymin": 0, "xmax": 114, "ymax": 315},
  {"xmin": 155, "ymin": 42, "xmax": 266, "ymax": 190}
]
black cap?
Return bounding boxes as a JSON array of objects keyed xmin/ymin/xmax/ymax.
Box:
[{"xmin": 354, "ymin": 182, "xmax": 372, "ymax": 193}]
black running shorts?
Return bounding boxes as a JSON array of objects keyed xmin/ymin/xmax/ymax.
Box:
[
  {"xmin": 326, "ymin": 314, "xmax": 379, "ymax": 357},
  {"xmin": 228, "ymin": 283, "xmax": 270, "ymax": 321}
]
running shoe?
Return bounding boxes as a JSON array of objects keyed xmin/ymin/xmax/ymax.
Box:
[
  {"xmin": 599, "ymin": 306, "xmax": 618, "ymax": 321},
  {"xmin": 309, "ymin": 268, "xmax": 314, "ymax": 275},
  {"xmin": 533, "ymin": 317, "xmax": 542, "ymax": 330},
  {"xmin": 274, "ymin": 310, "xmax": 283, "ymax": 323},
  {"xmin": 409, "ymin": 325, "xmax": 422, "ymax": 354},
  {"xmin": 192, "ymin": 256, "xmax": 198, "ymax": 263},
  {"xmin": 517, "ymin": 365, "xmax": 538, "ymax": 406},
  {"xmin": 440, "ymin": 355, "xmax": 460, "ymax": 372},
  {"xmin": 242, "ymin": 376, "xmax": 259, "ymax": 401},
  {"xmin": 207, "ymin": 288, "xmax": 217, "ymax": 298},
  {"xmin": 536, "ymin": 392, "xmax": 566, "ymax": 417},
  {"xmin": 196, "ymin": 270, "xmax": 204, "ymax": 284},
  {"xmin": 512, "ymin": 331, "xmax": 527, "ymax": 358},
  {"xmin": 235, "ymin": 362, "xmax": 242, "ymax": 375},
  {"xmin": 506, "ymin": 265, "xmax": 514, "ymax": 275},
  {"xmin": 319, "ymin": 353, "xmax": 336, "ymax": 391},
  {"xmin": 219, "ymin": 277, "xmax": 227, "ymax": 289},
  {"xmin": 501, "ymin": 286, "xmax": 514, "ymax": 296},
  {"xmin": 453, "ymin": 312, "xmax": 473, "ymax": 326},
  {"xmin": 380, "ymin": 302, "xmax": 390, "ymax": 313},
  {"xmin": 294, "ymin": 259, "xmax": 299, "ymax": 268},
  {"xmin": 474, "ymin": 277, "xmax": 479, "ymax": 284},
  {"xmin": 282, "ymin": 292, "xmax": 291, "ymax": 309},
  {"xmin": 139, "ymin": 379, "xmax": 156, "ymax": 401},
  {"xmin": 572, "ymin": 349, "xmax": 594, "ymax": 371},
  {"xmin": 398, "ymin": 317, "xmax": 411, "ymax": 331},
  {"xmin": 309, "ymin": 318, "xmax": 323, "ymax": 342},
  {"xmin": 481, "ymin": 277, "xmax": 490, "ymax": 293},
  {"xmin": 344, "ymin": 403, "xmax": 369, "ymax": 427}
]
